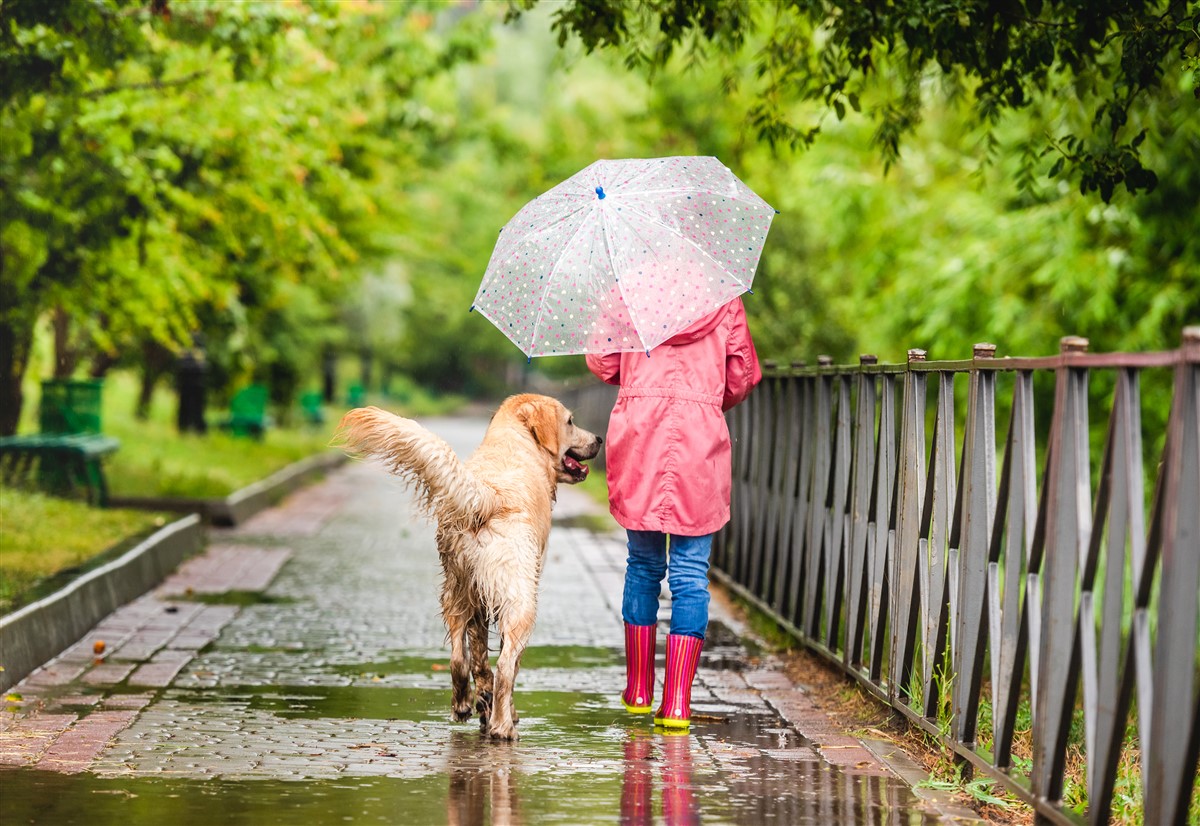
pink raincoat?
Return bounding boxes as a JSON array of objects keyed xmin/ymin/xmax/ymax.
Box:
[{"xmin": 585, "ymin": 298, "xmax": 762, "ymax": 535}]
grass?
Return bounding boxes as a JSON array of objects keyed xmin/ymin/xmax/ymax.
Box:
[
  {"xmin": 18, "ymin": 370, "xmax": 466, "ymax": 499},
  {"xmin": 98, "ymin": 371, "xmax": 343, "ymax": 498},
  {"xmin": 0, "ymin": 488, "xmax": 170, "ymax": 614},
  {"xmin": 1, "ymin": 365, "xmax": 468, "ymax": 613}
]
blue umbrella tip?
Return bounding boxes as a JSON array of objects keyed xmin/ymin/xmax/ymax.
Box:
[
  {"xmin": 774, "ymin": 209, "xmax": 781, "ymax": 214},
  {"xmin": 469, "ymin": 304, "xmax": 475, "ymax": 312}
]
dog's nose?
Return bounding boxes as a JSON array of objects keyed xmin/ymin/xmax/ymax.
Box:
[{"xmin": 596, "ymin": 436, "xmax": 603, "ymax": 445}]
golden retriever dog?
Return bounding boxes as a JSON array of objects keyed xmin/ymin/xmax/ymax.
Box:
[{"xmin": 337, "ymin": 394, "xmax": 602, "ymax": 741}]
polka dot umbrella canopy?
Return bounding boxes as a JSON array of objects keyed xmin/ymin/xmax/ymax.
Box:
[{"xmin": 472, "ymin": 156, "xmax": 777, "ymax": 357}]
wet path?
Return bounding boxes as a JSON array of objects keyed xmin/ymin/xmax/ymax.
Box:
[{"xmin": 1, "ymin": 418, "xmax": 976, "ymax": 825}]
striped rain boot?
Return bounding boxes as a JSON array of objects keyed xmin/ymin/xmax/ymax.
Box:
[
  {"xmin": 621, "ymin": 622, "xmax": 657, "ymax": 713},
  {"xmin": 654, "ymin": 634, "xmax": 704, "ymax": 730}
]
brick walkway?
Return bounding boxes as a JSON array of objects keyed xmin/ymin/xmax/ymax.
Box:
[{"xmin": 0, "ymin": 417, "xmax": 985, "ymax": 824}]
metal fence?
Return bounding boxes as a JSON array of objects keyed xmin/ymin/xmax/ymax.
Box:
[
  {"xmin": 561, "ymin": 328, "xmax": 1199, "ymax": 825},
  {"xmin": 717, "ymin": 331, "xmax": 1199, "ymax": 825}
]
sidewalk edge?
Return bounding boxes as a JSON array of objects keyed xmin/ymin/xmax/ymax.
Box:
[{"xmin": 0, "ymin": 515, "xmax": 204, "ymax": 693}]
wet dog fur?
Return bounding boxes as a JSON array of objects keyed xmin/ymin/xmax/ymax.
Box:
[{"xmin": 337, "ymin": 394, "xmax": 602, "ymax": 740}]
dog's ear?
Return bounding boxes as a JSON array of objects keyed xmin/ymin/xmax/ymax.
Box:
[{"xmin": 515, "ymin": 399, "xmax": 561, "ymax": 456}]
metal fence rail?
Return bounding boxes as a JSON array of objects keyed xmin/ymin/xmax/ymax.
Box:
[{"xmin": 710, "ymin": 330, "xmax": 1199, "ymax": 825}]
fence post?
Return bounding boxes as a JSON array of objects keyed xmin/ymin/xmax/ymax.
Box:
[
  {"xmin": 1143, "ymin": 326, "xmax": 1200, "ymax": 826},
  {"xmin": 890, "ymin": 349, "xmax": 927, "ymax": 704},
  {"xmin": 952, "ymin": 343, "xmax": 998, "ymax": 765},
  {"xmin": 1033, "ymin": 336, "xmax": 1092, "ymax": 811},
  {"xmin": 846, "ymin": 355, "xmax": 877, "ymax": 668}
]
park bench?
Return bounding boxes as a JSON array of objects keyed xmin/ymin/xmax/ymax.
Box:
[
  {"xmin": 0, "ymin": 378, "xmax": 121, "ymax": 506},
  {"xmin": 0, "ymin": 433, "xmax": 121, "ymax": 506},
  {"xmin": 299, "ymin": 390, "xmax": 325, "ymax": 426},
  {"xmin": 219, "ymin": 384, "xmax": 270, "ymax": 439}
]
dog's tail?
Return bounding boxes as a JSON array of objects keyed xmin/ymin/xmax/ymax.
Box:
[{"xmin": 336, "ymin": 406, "xmax": 499, "ymax": 532}]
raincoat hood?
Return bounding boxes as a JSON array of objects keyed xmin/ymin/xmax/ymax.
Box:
[{"xmin": 658, "ymin": 303, "xmax": 731, "ymax": 348}]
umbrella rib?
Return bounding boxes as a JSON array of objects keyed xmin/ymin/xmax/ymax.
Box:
[
  {"xmin": 597, "ymin": 205, "xmax": 652, "ymax": 354},
  {"xmin": 613, "ymin": 200, "xmax": 756, "ymax": 291},
  {"xmin": 528, "ymin": 206, "xmax": 601, "ymax": 355}
]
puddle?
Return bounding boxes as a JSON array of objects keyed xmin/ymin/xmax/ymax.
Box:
[
  {"xmin": 1, "ymin": 709, "xmax": 945, "ymax": 826},
  {"xmin": 2, "ymin": 670, "xmax": 945, "ymax": 825},
  {"xmin": 167, "ymin": 591, "xmax": 298, "ymax": 607},
  {"xmin": 332, "ymin": 645, "xmax": 619, "ymax": 680}
]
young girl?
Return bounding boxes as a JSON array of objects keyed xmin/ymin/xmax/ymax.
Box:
[{"xmin": 586, "ymin": 297, "xmax": 761, "ymax": 729}]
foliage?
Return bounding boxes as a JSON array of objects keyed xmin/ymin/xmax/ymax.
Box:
[
  {"xmin": 2, "ymin": 0, "xmax": 1194, "ymax": 418},
  {"xmin": 506, "ymin": 0, "xmax": 1200, "ymax": 202},
  {"xmin": 0, "ymin": 0, "xmax": 483, "ymax": 434},
  {"xmin": 389, "ymin": 5, "xmax": 1197, "ymax": 391}
]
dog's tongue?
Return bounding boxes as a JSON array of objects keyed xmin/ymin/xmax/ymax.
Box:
[{"xmin": 564, "ymin": 455, "xmax": 589, "ymax": 478}]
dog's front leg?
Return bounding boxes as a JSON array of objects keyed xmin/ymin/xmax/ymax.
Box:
[{"xmin": 487, "ymin": 612, "xmax": 534, "ymax": 741}]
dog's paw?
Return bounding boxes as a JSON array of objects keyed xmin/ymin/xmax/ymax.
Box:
[
  {"xmin": 452, "ymin": 705, "xmax": 474, "ymax": 722},
  {"xmin": 475, "ymin": 690, "xmax": 493, "ymax": 716},
  {"xmin": 487, "ymin": 721, "xmax": 519, "ymax": 742}
]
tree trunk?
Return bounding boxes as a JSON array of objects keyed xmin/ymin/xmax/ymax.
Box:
[
  {"xmin": 52, "ymin": 306, "xmax": 78, "ymax": 379},
  {"xmin": 89, "ymin": 314, "xmax": 118, "ymax": 378},
  {"xmin": 137, "ymin": 341, "xmax": 173, "ymax": 420},
  {"xmin": 0, "ymin": 319, "xmax": 32, "ymax": 436}
]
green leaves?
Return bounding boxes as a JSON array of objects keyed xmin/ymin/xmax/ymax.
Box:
[
  {"xmin": 508, "ymin": 0, "xmax": 1200, "ymax": 203},
  {"xmin": 0, "ymin": 1, "xmax": 489, "ymax": 431}
]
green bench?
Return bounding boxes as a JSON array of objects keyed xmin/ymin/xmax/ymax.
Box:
[
  {"xmin": 0, "ymin": 433, "xmax": 121, "ymax": 506},
  {"xmin": 219, "ymin": 384, "xmax": 270, "ymax": 439},
  {"xmin": 299, "ymin": 390, "xmax": 325, "ymax": 426}
]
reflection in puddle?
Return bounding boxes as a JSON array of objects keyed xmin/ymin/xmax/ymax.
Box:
[
  {"xmin": 447, "ymin": 730, "xmax": 523, "ymax": 826},
  {"xmin": 620, "ymin": 730, "xmax": 701, "ymax": 825}
]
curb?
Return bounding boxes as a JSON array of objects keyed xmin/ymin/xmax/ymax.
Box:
[
  {"xmin": 108, "ymin": 450, "xmax": 346, "ymax": 526},
  {"xmin": 2, "ymin": 451, "xmax": 348, "ymax": 692},
  {"xmin": 0, "ymin": 515, "xmax": 204, "ymax": 693}
]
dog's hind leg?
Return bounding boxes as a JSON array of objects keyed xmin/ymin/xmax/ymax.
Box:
[
  {"xmin": 440, "ymin": 544, "xmax": 475, "ymax": 722},
  {"xmin": 468, "ymin": 610, "xmax": 495, "ymax": 722},
  {"xmin": 447, "ymin": 616, "xmax": 474, "ymax": 722},
  {"xmin": 486, "ymin": 609, "xmax": 535, "ymax": 741}
]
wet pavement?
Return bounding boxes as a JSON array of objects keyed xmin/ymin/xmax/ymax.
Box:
[{"xmin": 0, "ymin": 417, "xmax": 984, "ymax": 825}]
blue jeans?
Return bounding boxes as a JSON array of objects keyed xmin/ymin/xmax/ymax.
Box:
[{"xmin": 622, "ymin": 530, "xmax": 713, "ymax": 640}]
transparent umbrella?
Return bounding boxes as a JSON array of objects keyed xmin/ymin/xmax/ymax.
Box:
[{"xmin": 472, "ymin": 156, "xmax": 777, "ymax": 357}]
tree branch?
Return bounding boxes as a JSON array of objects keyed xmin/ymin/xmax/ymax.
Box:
[{"xmin": 82, "ymin": 70, "xmax": 207, "ymax": 99}]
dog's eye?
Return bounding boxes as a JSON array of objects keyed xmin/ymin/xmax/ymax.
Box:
[{"xmin": 567, "ymin": 416, "xmax": 573, "ymax": 426}]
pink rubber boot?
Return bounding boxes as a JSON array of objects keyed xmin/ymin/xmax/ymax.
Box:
[
  {"xmin": 622, "ymin": 622, "xmax": 657, "ymax": 713},
  {"xmin": 654, "ymin": 634, "xmax": 703, "ymax": 730}
]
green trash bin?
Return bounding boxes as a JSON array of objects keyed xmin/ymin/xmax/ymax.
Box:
[
  {"xmin": 35, "ymin": 379, "xmax": 106, "ymax": 496},
  {"xmin": 39, "ymin": 379, "xmax": 104, "ymax": 435}
]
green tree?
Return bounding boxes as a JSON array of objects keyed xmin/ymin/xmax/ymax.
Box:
[
  {"xmin": 506, "ymin": 0, "xmax": 1199, "ymax": 202},
  {"xmin": 0, "ymin": 0, "xmax": 484, "ymax": 434}
]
